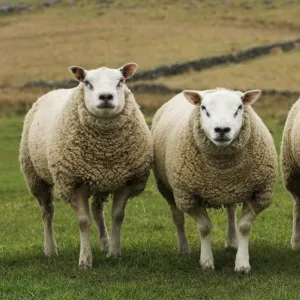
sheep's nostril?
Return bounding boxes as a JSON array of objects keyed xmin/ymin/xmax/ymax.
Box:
[
  {"xmin": 99, "ymin": 93, "xmax": 114, "ymax": 101},
  {"xmin": 107, "ymin": 94, "xmax": 113, "ymax": 101},
  {"xmin": 214, "ymin": 127, "xmax": 231, "ymax": 134}
]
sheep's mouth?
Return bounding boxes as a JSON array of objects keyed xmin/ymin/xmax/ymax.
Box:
[
  {"xmin": 96, "ymin": 103, "xmax": 115, "ymax": 109},
  {"xmin": 214, "ymin": 137, "xmax": 231, "ymax": 142}
]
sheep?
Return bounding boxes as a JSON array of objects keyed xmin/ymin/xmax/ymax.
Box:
[
  {"xmin": 19, "ymin": 63, "xmax": 152, "ymax": 268},
  {"xmin": 280, "ymin": 98, "xmax": 300, "ymax": 250},
  {"xmin": 152, "ymin": 88, "xmax": 277, "ymax": 273}
]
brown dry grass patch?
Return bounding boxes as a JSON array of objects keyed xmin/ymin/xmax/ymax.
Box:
[
  {"xmin": 1, "ymin": 0, "xmax": 300, "ymax": 85},
  {"xmin": 147, "ymin": 48, "xmax": 300, "ymax": 91}
]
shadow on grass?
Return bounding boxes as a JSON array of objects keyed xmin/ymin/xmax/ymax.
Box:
[{"xmin": 3, "ymin": 242, "xmax": 300, "ymax": 281}]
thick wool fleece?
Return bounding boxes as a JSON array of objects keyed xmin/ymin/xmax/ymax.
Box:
[
  {"xmin": 281, "ymin": 98, "xmax": 300, "ymax": 196},
  {"xmin": 152, "ymin": 92, "xmax": 277, "ymax": 211},
  {"xmin": 20, "ymin": 84, "xmax": 152, "ymax": 202}
]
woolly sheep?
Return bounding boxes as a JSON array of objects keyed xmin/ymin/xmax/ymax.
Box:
[
  {"xmin": 281, "ymin": 98, "xmax": 300, "ymax": 250},
  {"xmin": 152, "ymin": 88, "xmax": 277, "ymax": 273},
  {"xmin": 19, "ymin": 63, "xmax": 152, "ymax": 268}
]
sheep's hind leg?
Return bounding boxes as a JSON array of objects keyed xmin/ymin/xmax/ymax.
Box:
[
  {"xmin": 71, "ymin": 186, "xmax": 92, "ymax": 269},
  {"xmin": 291, "ymin": 195, "xmax": 300, "ymax": 249},
  {"xmin": 37, "ymin": 183, "xmax": 57, "ymax": 257},
  {"xmin": 156, "ymin": 178, "xmax": 191, "ymax": 254},
  {"xmin": 91, "ymin": 193, "xmax": 109, "ymax": 252},
  {"xmin": 225, "ymin": 203, "xmax": 238, "ymax": 249},
  {"xmin": 170, "ymin": 205, "xmax": 191, "ymax": 254},
  {"xmin": 107, "ymin": 186, "xmax": 133, "ymax": 258}
]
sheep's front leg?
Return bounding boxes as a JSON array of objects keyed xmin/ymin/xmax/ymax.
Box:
[
  {"xmin": 192, "ymin": 207, "xmax": 214, "ymax": 269},
  {"xmin": 107, "ymin": 186, "xmax": 133, "ymax": 258},
  {"xmin": 235, "ymin": 202, "xmax": 255, "ymax": 273},
  {"xmin": 235, "ymin": 190, "xmax": 272, "ymax": 274},
  {"xmin": 184, "ymin": 205, "xmax": 213, "ymax": 269},
  {"xmin": 71, "ymin": 186, "xmax": 92, "ymax": 269},
  {"xmin": 291, "ymin": 195, "xmax": 300, "ymax": 249},
  {"xmin": 91, "ymin": 193, "xmax": 109, "ymax": 252},
  {"xmin": 170, "ymin": 205, "xmax": 191, "ymax": 254},
  {"xmin": 225, "ymin": 203, "xmax": 238, "ymax": 249}
]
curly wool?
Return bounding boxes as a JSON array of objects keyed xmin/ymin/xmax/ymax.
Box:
[
  {"xmin": 281, "ymin": 98, "xmax": 300, "ymax": 196},
  {"xmin": 20, "ymin": 84, "xmax": 152, "ymax": 202},
  {"xmin": 152, "ymin": 92, "xmax": 277, "ymax": 211}
]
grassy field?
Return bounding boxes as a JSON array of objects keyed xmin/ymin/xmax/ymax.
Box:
[
  {"xmin": 1, "ymin": 102, "xmax": 300, "ymax": 300},
  {"xmin": 2, "ymin": 0, "xmax": 300, "ymax": 299}
]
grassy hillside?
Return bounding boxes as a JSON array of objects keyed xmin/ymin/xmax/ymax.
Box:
[{"xmin": 0, "ymin": 0, "xmax": 300, "ymax": 84}]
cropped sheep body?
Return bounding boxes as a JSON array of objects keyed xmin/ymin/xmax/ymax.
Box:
[
  {"xmin": 20, "ymin": 84, "xmax": 152, "ymax": 202},
  {"xmin": 152, "ymin": 92, "xmax": 277, "ymax": 211},
  {"xmin": 281, "ymin": 98, "xmax": 300, "ymax": 250},
  {"xmin": 281, "ymin": 98, "xmax": 300, "ymax": 196}
]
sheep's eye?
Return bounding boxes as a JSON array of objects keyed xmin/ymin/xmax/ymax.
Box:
[
  {"xmin": 83, "ymin": 81, "xmax": 93, "ymax": 90},
  {"xmin": 201, "ymin": 106, "xmax": 210, "ymax": 117},
  {"xmin": 117, "ymin": 78, "xmax": 125, "ymax": 88},
  {"xmin": 234, "ymin": 105, "xmax": 243, "ymax": 117}
]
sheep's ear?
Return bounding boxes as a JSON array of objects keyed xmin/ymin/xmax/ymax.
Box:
[
  {"xmin": 183, "ymin": 90, "xmax": 202, "ymax": 105},
  {"xmin": 120, "ymin": 63, "xmax": 138, "ymax": 79},
  {"xmin": 68, "ymin": 66, "xmax": 87, "ymax": 82},
  {"xmin": 242, "ymin": 90, "xmax": 262, "ymax": 105}
]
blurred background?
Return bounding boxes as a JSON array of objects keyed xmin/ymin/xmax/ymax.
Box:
[{"xmin": 1, "ymin": 0, "xmax": 300, "ymax": 117}]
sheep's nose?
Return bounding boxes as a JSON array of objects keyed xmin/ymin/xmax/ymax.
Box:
[
  {"xmin": 214, "ymin": 127, "xmax": 231, "ymax": 134},
  {"xmin": 99, "ymin": 93, "xmax": 114, "ymax": 101}
]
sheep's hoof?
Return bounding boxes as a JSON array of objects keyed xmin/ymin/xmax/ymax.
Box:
[
  {"xmin": 291, "ymin": 238, "xmax": 300, "ymax": 250},
  {"xmin": 79, "ymin": 261, "xmax": 93, "ymax": 270},
  {"xmin": 78, "ymin": 253, "xmax": 92, "ymax": 269},
  {"xmin": 225, "ymin": 236, "xmax": 238, "ymax": 250},
  {"xmin": 200, "ymin": 259, "xmax": 215, "ymax": 270},
  {"xmin": 44, "ymin": 245, "xmax": 58, "ymax": 257},
  {"xmin": 178, "ymin": 243, "xmax": 192, "ymax": 255},
  {"xmin": 79, "ymin": 257, "xmax": 92, "ymax": 269},
  {"xmin": 235, "ymin": 260, "xmax": 251, "ymax": 274},
  {"xmin": 99, "ymin": 237, "xmax": 109, "ymax": 252},
  {"xmin": 235, "ymin": 265, "xmax": 251, "ymax": 274},
  {"xmin": 107, "ymin": 247, "xmax": 121, "ymax": 258}
]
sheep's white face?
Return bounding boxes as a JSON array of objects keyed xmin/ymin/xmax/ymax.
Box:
[
  {"xmin": 68, "ymin": 63, "xmax": 138, "ymax": 118},
  {"xmin": 183, "ymin": 89, "xmax": 262, "ymax": 147}
]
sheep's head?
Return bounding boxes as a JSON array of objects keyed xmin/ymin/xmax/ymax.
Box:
[
  {"xmin": 68, "ymin": 63, "xmax": 138, "ymax": 118},
  {"xmin": 183, "ymin": 88, "xmax": 261, "ymax": 147}
]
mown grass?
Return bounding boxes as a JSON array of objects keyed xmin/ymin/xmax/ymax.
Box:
[{"xmin": 1, "ymin": 105, "xmax": 300, "ymax": 299}]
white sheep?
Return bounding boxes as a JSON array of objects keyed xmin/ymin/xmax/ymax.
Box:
[
  {"xmin": 280, "ymin": 98, "xmax": 300, "ymax": 249},
  {"xmin": 152, "ymin": 88, "xmax": 277, "ymax": 273},
  {"xmin": 19, "ymin": 63, "xmax": 152, "ymax": 268}
]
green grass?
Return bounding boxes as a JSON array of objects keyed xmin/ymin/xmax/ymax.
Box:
[{"xmin": 1, "ymin": 114, "xmax": 300, "ymax": 300}]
